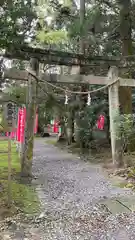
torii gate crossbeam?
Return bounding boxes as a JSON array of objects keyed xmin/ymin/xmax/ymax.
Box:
[{"xmin": 3, "ymin": 45, "xmax": 121, "ymax": 66}]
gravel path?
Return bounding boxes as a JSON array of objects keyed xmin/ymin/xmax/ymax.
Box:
[
  {"xmin": 2, "ymin": 138, "xmax": 135, "ymax": 239},
  {"xmin": 31, "ymin": 139, "xmax": 135, "ymax": 240}
]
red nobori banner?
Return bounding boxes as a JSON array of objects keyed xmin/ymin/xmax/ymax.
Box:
[
  {"xmin": 17, "ymin": 108, "xmax": 26, "ymax": 143},
  {"xmin": 6, "ymin": 131, "xmax": 16, "ymax": 138},
  {"xmin": 34, "ymin": 113, "xmax": 38, "ymax": 134},
  {"xmin": 17, "ymin": 108, "xmax": 38, "ymax": 143}
]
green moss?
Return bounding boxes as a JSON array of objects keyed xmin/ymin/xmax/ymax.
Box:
[
  {"xmin": 0, "ymin": 180, "xmax": 39, "ymax": 214},
  {"xmin": 0, "ymin": 140, "xmax": 40, "ymax": 216},
  {"xmin": 0, "ymin": 140, "xmax": 20, "ymax": 179},
  {"xmin": 125, "ymin": 182, "xmax": 134, "ymax": 189},
  {"xmin": 27, "ymin": 137, "xmax": 33, "ymax": 161},
  {"xmin": 45, "ymin": 139, "xmax": 57, "ymax": 145}
]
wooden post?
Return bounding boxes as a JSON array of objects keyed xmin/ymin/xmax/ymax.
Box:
[
  {"xmin": 108, "ymin": 66, "xmax": 123, "ymax": 167},
  {"xmin": 8, "ymin": 133, "xmax": 12, "ymax": 207},
  {"xmin": 21, "ymin": 58, "xmax": 39, "ymax": 177}
]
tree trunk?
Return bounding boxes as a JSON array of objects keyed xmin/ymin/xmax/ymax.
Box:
[
  {"xmin": 21, "ymin": 58, "xmax": 39, "ymax": 177},
  {"xmin": 119, "ymin": 0, "xmax": 132, "ymax": 115},
  {"xmin": 66, "ymin": 110, "xmax": 74, "ymax": 145},
  {"xmin": 65, "ymin": 65, "xmax": 75, "ymax": 144},
  {"xmin": 80, "ymin": 0, "xmax": 85, "ymax": 56},
  {"xmin": 119, "ymin": 0, "xmax": 134, "ymax": 152},
  {"xmin": 57, "ymin": 115, "xmax": 66, "ymax": 141}
]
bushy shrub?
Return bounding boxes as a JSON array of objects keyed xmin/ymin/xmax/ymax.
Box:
[{"xmin": 76, "ymin": 102, "xmax": 106, "ymax": 150}]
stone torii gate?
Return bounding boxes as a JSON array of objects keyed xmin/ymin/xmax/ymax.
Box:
[
  {"xmin": 4, "ymin": 66, "xmax": 135, "ymax": 167},
  {"xmin": 1, "ymin": 45, "xmax": 135, "ymax": 171}
]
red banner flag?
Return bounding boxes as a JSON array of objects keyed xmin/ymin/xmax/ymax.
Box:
[
  {"xmin": 97, "ymin": 115, "xmax": 105, "ymax": 130},
  {"xmin": 6, "ymin": 131, "xmax": 16, "ymax": 138},
  {"xmin": 17, "ymin": 108, "xmax": 26, "ymax": 143},
  {"xmin": 34, "ymin": 113, "xmax": 38, "ymax": 134},
  {"xmin": 17, "ymin": 107, "xmax": 38, "ymax": 142}
]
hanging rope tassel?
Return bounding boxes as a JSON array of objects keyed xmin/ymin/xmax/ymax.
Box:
[
  {"xmin": 87, "ymin": 92, "xmax": 91, "ymax": 106},
  {"xmin": 65, "ymin": 92, "xmax": 68, "ymax": 105}
]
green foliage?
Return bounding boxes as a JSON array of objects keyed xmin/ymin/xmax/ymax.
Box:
[
  {"xmin": 117, "ymin": 114, "xmax": 135, "ymax": 152},
  {"xmin": 0, "ymin": 0, "xmax": 37, "ymax": 48},
  {"xmin": 38, "ymin": 91, "xmax": 66, "ymax": 129},
  {"xmin": 35, "ymin": 0, "xmax": 135, "ymax": 59},
  {"xmin": 11, "ymin": 60, "xmax": 26, "ymax": 70},
  {"xmin": 9, "ymin": 86, "xmax": 27, "ymax": 105},
  {"xmin": 76, "ymin": 102, "xmax": 106, "ymax": 149},
  {"xmin": 38, "ymin": 103, "xmax": 51, "ymax": 129},
  {"xmin": 127, "ymin": 168, "xmax": 135, "ymax": 179},
  {"xmin": 1, "ymin": 85, "xmax": 26, "ymax": 107},
  {"xmin": 125, "ymin": 182, "xmax": 134, "ymax": 189},
  {"xmin": 37, "ymin": 29, "xmax": 68, "ymax": 44}
]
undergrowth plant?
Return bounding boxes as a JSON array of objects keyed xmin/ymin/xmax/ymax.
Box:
[{"xmin": 76, "ymin": 102, "xmax": 106, "ymax": 152}]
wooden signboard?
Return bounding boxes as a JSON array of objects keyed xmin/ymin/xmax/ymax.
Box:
[
  {"xmin": 4, "ymin": 101, "xmax": 16, "ymax": 206},
  {"xmin": 5, "ymin": 102, "xmax": 15, "ymax": 129}
]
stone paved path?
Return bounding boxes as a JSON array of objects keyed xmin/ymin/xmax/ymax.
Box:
[
  {"xmin": 2, "ymin": 138, "xmax": 135, "ymax": 239},
  {"xmin": 31, "ymin": 139, "xmax": 135, "ymax": 239}
]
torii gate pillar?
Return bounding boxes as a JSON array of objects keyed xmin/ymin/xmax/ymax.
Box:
[{"xmin": 108, "ymin": 67, "xmax": 123, "ymax": 167}]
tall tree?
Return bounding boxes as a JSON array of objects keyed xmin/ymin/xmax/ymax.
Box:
[
  {"xmin": 119, "ymin": 0, "xmax": 132, "ymax": 114},
  {"xmin": 0, "ymin": 0, "xmax": 37, "ymax": 48},
  {"xmin": 21, "ymin": 58, "xmax": 39, "ymax": 177}
]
